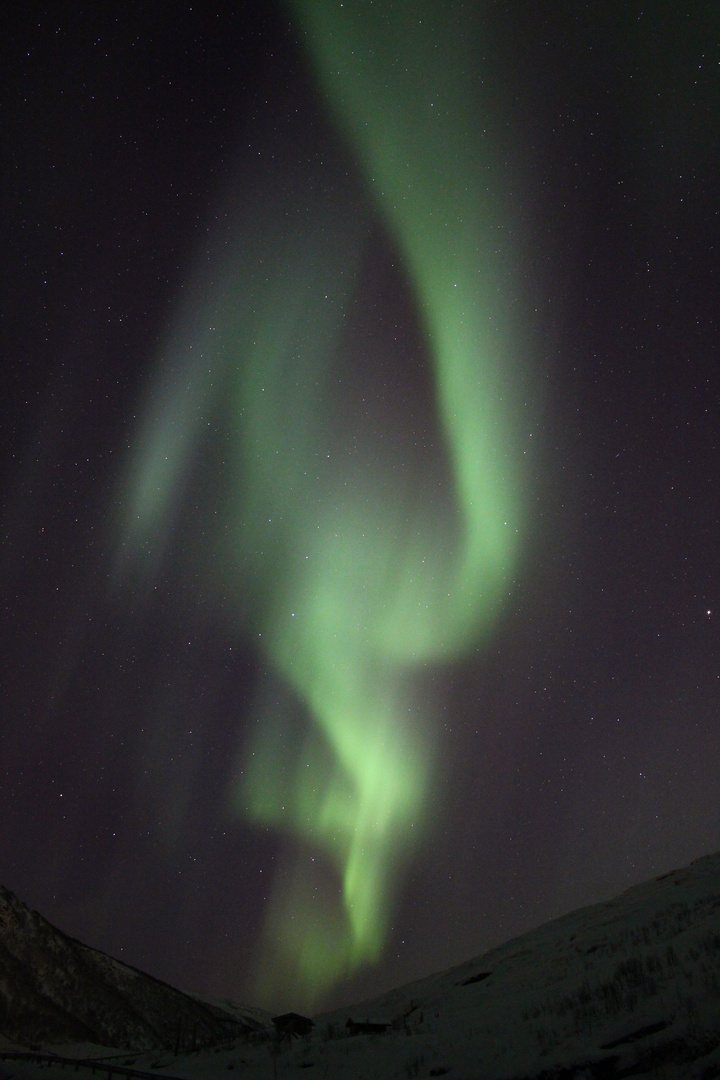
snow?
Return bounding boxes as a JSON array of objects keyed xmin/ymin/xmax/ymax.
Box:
[{"xmin": 3, "ymin": 852, "xmax": 720, "ymax": 1079}]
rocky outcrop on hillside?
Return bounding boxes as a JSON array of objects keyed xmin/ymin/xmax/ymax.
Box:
[{"xmin": 0, "ymin": 885, "xmax": 252, "ymax": 1050}]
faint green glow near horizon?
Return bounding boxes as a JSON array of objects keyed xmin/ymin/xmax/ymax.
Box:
[{"xmin": 116, "ymin": 1, "xmax": 528, "ymax": 1011}]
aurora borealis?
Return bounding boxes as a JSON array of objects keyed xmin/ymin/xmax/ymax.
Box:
[
  {"xmin": 116, "ymin": 1, "xmax": 528, "ymax": 1006},
  {"xmin": 2, "ymin": 2, "xmax": 720, "ymax": 1017}
]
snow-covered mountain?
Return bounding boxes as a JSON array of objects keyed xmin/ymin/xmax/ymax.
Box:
[
  {"xmin": 308, "ymin": 850, "xmax": 720, "ymax": 1079},
  {"xmin": 0, "ymin": 884, "xmax": 260, "ymax": 1051},
  {"xmin": 3, "ymin": 851, "xmax": 720, "ymax": 1078}
]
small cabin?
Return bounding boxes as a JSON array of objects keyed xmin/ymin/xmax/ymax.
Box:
[
  {"xmin": 273, "ymin": 1012, "xmax": 315, "ymax": 1038},
  {"xmin": 345, "ymin": 1017, "xmax": 391, "ymax": 1036}
]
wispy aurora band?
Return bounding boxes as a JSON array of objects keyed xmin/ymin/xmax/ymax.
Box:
[{"xmin": 117, "ymin": 2, "xmax": 527, "ymax": 1007}]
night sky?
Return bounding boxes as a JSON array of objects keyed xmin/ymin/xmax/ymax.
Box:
[{"xmin": 2, "ymin": 2, "xmax": 719, "ymax": 1016}]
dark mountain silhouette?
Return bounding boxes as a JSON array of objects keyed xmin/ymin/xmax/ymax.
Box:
[
  {"xmin": 4, "ymin": 851, "xmax": 720, "ymax": 1077},
  {"xmin": 0, "ymin": 885, "xmax": 256, "ymax": 1051}
]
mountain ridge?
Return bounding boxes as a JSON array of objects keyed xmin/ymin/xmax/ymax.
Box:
[
  {"xmin": 307, "ymin": 850, "xmax": 720, "ymax": 1078},
  {"xmin": 0, "ymin": 884, "xmax": 260, "ymax": 1051},
  {"xmin": 2, "ymin": 850, "xmax": 720, "ymax": 1078}
]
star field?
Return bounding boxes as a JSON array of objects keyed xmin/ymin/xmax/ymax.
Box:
[{"xmin": 1, "ymin": 3, "xmax": 719, "ymax": 1014}]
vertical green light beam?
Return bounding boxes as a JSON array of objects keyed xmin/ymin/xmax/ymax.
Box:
[
  {"xmin": 115, "ymin": 1, "xmax": 529, "ymax": 1011},
  {"xmin": 237, "ymin": 0, "xmax": 527, "ymax": 1006},
  {"xmin": 287, "ymin": 1, "xmax": 523, "ymax": 660}
]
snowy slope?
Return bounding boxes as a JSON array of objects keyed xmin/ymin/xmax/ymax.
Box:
[
  {"xmin": 309, "ymin": 851, "xmax": 720, "ymax": 1077},
  {"xmin": 308, "ymin": 851, "xmax": 720, "ymax": 1078},
  {"xmin": 3, "ymin": 852, "xmax": 720, "ymax": 1078}
]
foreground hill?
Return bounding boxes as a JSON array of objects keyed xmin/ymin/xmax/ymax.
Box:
[
  {"xmin": 0, "ymin": 884, "xmax": 261, "ymax": 1051},
  {"xmin": 3, "ymin": 851, "xmax": 720, "ymax": 1078},
  {"xmin": 311, "ymin": 850, "xmax": 720, "ymax": 1078}
]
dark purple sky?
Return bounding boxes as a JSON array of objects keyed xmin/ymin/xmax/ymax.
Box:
[{"xmin": 2, "ymin": 3, "xmax": 719, "ymax": 1014}]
